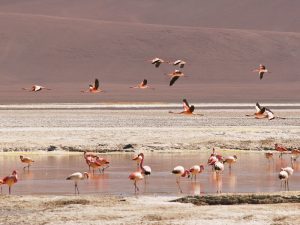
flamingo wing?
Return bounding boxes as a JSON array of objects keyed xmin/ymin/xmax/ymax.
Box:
[
  {"xmin": 183, "ymin": 99, "xmax": 190, "ymax": 111},
  {"xmin": 142, "ymin": 79, "xmax": 147, "ymax": 86},
  {"xmin": 259, "ymin": 71, "xmax": 265, "ymax": 80},
  {"xmin": 265, "ymin": 108, "xmax": 275, "ymax": 120},
  {"xmin": 170, "ymin": 76, "xmax": 180, "ymax": 86}
]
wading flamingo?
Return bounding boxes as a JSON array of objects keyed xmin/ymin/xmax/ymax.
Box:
[
  {"xmin": 172, "ymin": 166, "xmax": 190, "ymax": 193},
  {"xmin": 81, "ymin": 79, "xmax": 103, "ymax": 93},
  {"xmin": 132, "ymin": 154, "xmax": 143, "ymax": 169},
  {"xmin": 223, "ymin": 155, "xmax": 237, "ymax": 170},
  {"xmin": 265, "ymin": 152, "xmax": 274, "ymax": 163},
  {"xmin": 128, "ymin": 170, "xmax": 143, "ymax": 193},
  {"xmin": 66, "ymin": 172, "xmax": 89, "ymax": 195},
  {"xmin": 279, "ymin": 167, "xmax": 293, "ymax": 191},
  {"xmin": 138, "ymin": 153, "xmax": 152, "ymax": 183},
  {"xmin": 22, "ymin": 85, "xmax": 51, "ymax": 92},
  {"xmin": 20, "ymin": 155, "xmax": 35, "ymax": 170},
  {"xmin": 252, "ymin": 64, "xmax": 270, "ymax": 80},
  {"xmin": 189, "ymin": 165, "xmax": 204, "ymax": 181},
  {"xmin": 275, "ymin": 144, "xmax": 288, "ymax": 158},
  {"xmin": 2, "ymin": 170, "xmax": 18, "ymax": 194}
]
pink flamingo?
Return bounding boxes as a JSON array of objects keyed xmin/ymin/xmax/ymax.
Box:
[
  {"xmin": 275, "ymin": 143, "xmax": 288, "ymax": 158},
  {"xmin": 223, "ymin": 155, "xmax": 237, "ymax": 170},
  {"xmin": 128, "ymin": 170, "xmax": 144, "ymax": 193},
  {"xmin": 189, "ymin": 165, "xmax": 204, "ymax": 181},
  {"xmin": 138, "ymin": 153, "xmax": 152, "ymax": 183},
  {"xmin": 2, "ymin": 170, "xmax": 18, "ymax": 194},
  {"xmin": 22, "ymin": 85, "xmax": 51, "ymax": 92},
  {"xmin": 172, "ymin": 166, "xmax": 190, "ymax": 193}
]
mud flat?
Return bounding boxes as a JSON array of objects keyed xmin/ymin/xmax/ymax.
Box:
[
  {"xmin": 0, "ymin": 193, "xmax": 300, "ymax": 225},
  {"xmin": 0, "ymin": 108, "xmax": 299, "ymax": 152}
]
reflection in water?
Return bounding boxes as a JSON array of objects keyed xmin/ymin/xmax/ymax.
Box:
[{"xmin": 0, "ymin": 151, "xmax": 299, "ymax": 195}]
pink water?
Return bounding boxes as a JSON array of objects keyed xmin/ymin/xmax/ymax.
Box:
[{"xmin": 0, "ymin": 152, "xmax": 299, "ymax": 195}]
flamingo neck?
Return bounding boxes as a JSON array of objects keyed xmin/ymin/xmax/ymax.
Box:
[{"xmin": 139, "ymin": 155, "xmax": 145, "ymax": 173}]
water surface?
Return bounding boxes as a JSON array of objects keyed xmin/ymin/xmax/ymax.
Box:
[{"xmin": 0, "ymin": 151, "xmax": 299, "ymax": 195}]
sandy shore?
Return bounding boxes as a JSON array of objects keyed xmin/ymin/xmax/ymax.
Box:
[
  {"xmin": 0, "ymin": 193, "xmax": 299, "ymax": 225},
  {"xmin": 0, "ymin": 109, "xmax": 299, "ymax": 152}
]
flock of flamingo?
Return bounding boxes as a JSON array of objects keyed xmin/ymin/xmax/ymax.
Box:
[
  {"xmin": 0, "ymin": 58, "xmax": 297, "ymax": 195},
  {"xmin": 0, "ymin": 144, "xmax": 299, "ymax": 195}
]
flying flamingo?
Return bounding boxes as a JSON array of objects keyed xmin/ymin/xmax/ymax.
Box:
[
  {"xmin": 252, "ymin": 64, "xmax": 270, "ymax": 80},
  {"xmin": 81, "ymin": 79, "xmax": 103, "ymax": 93},
  {"xmin": 172, "ymin": 166, "xmax": 190, "ymax": 193},
  {"xmin": 20, "ymin": 155, "xmax": 35, "ymax": 170},
  {"xmin": 66, "ymin": 172, "xmax": 89, "ymax": 195},
  {"xmin": 223, "ymin": 155, "xmax": 237, "ymax": 170},
  {"xmin": 128, "ymin": 170, "xmax": 144, "ymax": 193},
  {"xmin": 132, "ymin": 154, "xmax": 143, "ymax": 169},
  {"xmin": 168, "ymin": 70, "xmax": 186, "ymax": 86},
  {"xmin": 275, "ymin": 143, "xmax": 288, "ymax": 158},
  {"xmin": 130, "ymin": 79, "xmax": 154, "ymax": 89},
  {"xmin": 2, "ymin": 170, "xmax": 18, "ymax": 194},
  {"xmin": 148, "ymin": 58, "xmax": 165, "ymax": 68},
  {"xmin": 169, "ymin": 99, "xmax": 203, "ymax": 116},
  {"xmin": 278, "ymin": 167, "xmax": 293, "ymax": 191},
  {"xmin": 246, "ymin": 102, "xmax": 266, "ymax": 117},
  {"xmin": 189, "ymin": 165, "xmax": 204, "ymax": 181},
  {"xmin": 138, "ymin": 153, "xmax": 152, "ymax": 183},
  {"xmin": 22, "ymin": 85, "xmax": 51, "ymax": 92},
  {"xmin": 170, "ymin": 60, "xmax": 186, "ymax": 68}
]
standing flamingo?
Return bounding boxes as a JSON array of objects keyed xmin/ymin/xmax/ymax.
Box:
[
  {"xmin": 223, "ymin": 155, "xmax": 237, "ymax": 170},
  {"xmin": 278, "ymin": 167, "xmax": 293, "ymax": 191},
  {"xmin": 66, "ymin": 172, "xmax": 89, "ymax": 195},
  {"xmin": 172, "ymin": 166, "xmax": 190, "ymax": 193},
  {"xmin": 189, "ymin": 165, "xmax": 204, "ymax": 181},
  {"xmin": 275, "ymin": 143, "xmax": 288, "ymax": 158},
  {"xmin": 95, "ymin": 156, "xmax": 110, "ymax": 173},
  {"xmin": 132, "ymin": 154, "xmax": 142, "ymax": 169},
  {"xmin": 2, "ymin": 170, "xmax": 18, "ymax": 194},
  {"xmin": 128, "ymin": 170, "xmax": 143, "ymax": 193},
  {"xmin": 138, "ymin": 153, "xmax": 152, "ymax": 183},
  {"xmin": 212, "ymin": 160, "xmax": 224, "ymax": 193},
  {"xmin": 20, "ymin": 155, "xmax": 35, "ymax": 170}
]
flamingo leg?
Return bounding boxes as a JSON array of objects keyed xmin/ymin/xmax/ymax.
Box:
[
  {"xmin": 76, "ymin": 184, "xmax": 80, "ymax": 195},
  {"xmin": 9, "ymin": 186, "xmax": 11, "ymax": 195},
  {"xmin": 1, "ymin": 186, "xmax": 2, "ymax": 194},
  {"xmin": 176, "ymin": 178, "xmax": 183, "ymax": 193},
  {"xmin": 287, "ymin": 179, "xmax": 289, "ymax": 191},
  {"xmin": 102, "ymin": 165, "xmax": 110, "ymax": 173}
]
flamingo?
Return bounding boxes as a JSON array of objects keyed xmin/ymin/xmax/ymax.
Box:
[
  {"xmin": 265, "ymin": 152, "xmax": 274, "ymax": 163},
  {"xmin": 81, "ymin": 79, "xmax": 103, "ymax": 93},
  {"xmin": 130, "ymin": 79, "xmax": 154, "ymax": 89},
  {"xmin": 66, "ymin": 172, "xmax": 89, "ymax": 195},
  {"xmin": 95, "ymin": 156, "xmax": 110, "ymax": 173},
  {"xmin": 148, "ymin": 58, "xmax": 165, "ymax": 68},
  {"xmin": 168, "ymin": 70, "xmax": 185, "ymax": 86},
  {"xmin": 20, "ymin": 155, "xmax": 35, "ymax": 170},
  {"xmin": 138, "ymin": 153, "xmax": 151, "ymax": 183},
  {"xmin": 278, "ymin": 167, "xmax": 293, "ymax": 191},
  {"xmin": 246, "ymin": 102, "xmax": 266, "ymax": 117},
  {"xmin": 223, "ymin": 155, "xmax": 237, "ymax": 170},
  {"xmin": 252, "ymin": 64, "xmax": 270, "ymax": 80},
  {"xmin": 128, "ymin": 170, "xmax": 143, "ymax": 193},
  {"xmin": 291, "ymin": 149, "xmax": 300, "ymax": 162},
  {"xmin": 172, "ymin": 166, "xmax": 190, "ymax": 193},
  {"xmin": 169, "ymin": 99, "xmax": 203, "ymax": 116},
  {"xmin": 275, "ymin": 143, "xmax": 288, "ymax": 158},
  {"xmin": 22, "ymin": 85, "xmax": 51, "ymax": 92},
  {"xmin": 132, "ymin": 154, "xmax": 142, "ymax": 169},
  {"xmin": 0, "ymin": 179, "xmax": 3, "ymax": 194},
  {"xmin": 189, "ymin": 165, "xmax": 204, "ymax": 181},
  {"xmin": 89, "ymin": 161, "xmax": 103, "ymax": 174},
  {"xmin": 170, "ymin": 60, "xmax": 186, "ymax": 68},
  {"xmin": 2, "ymin": 170, "xmax": 18, "ymax": 194}
]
